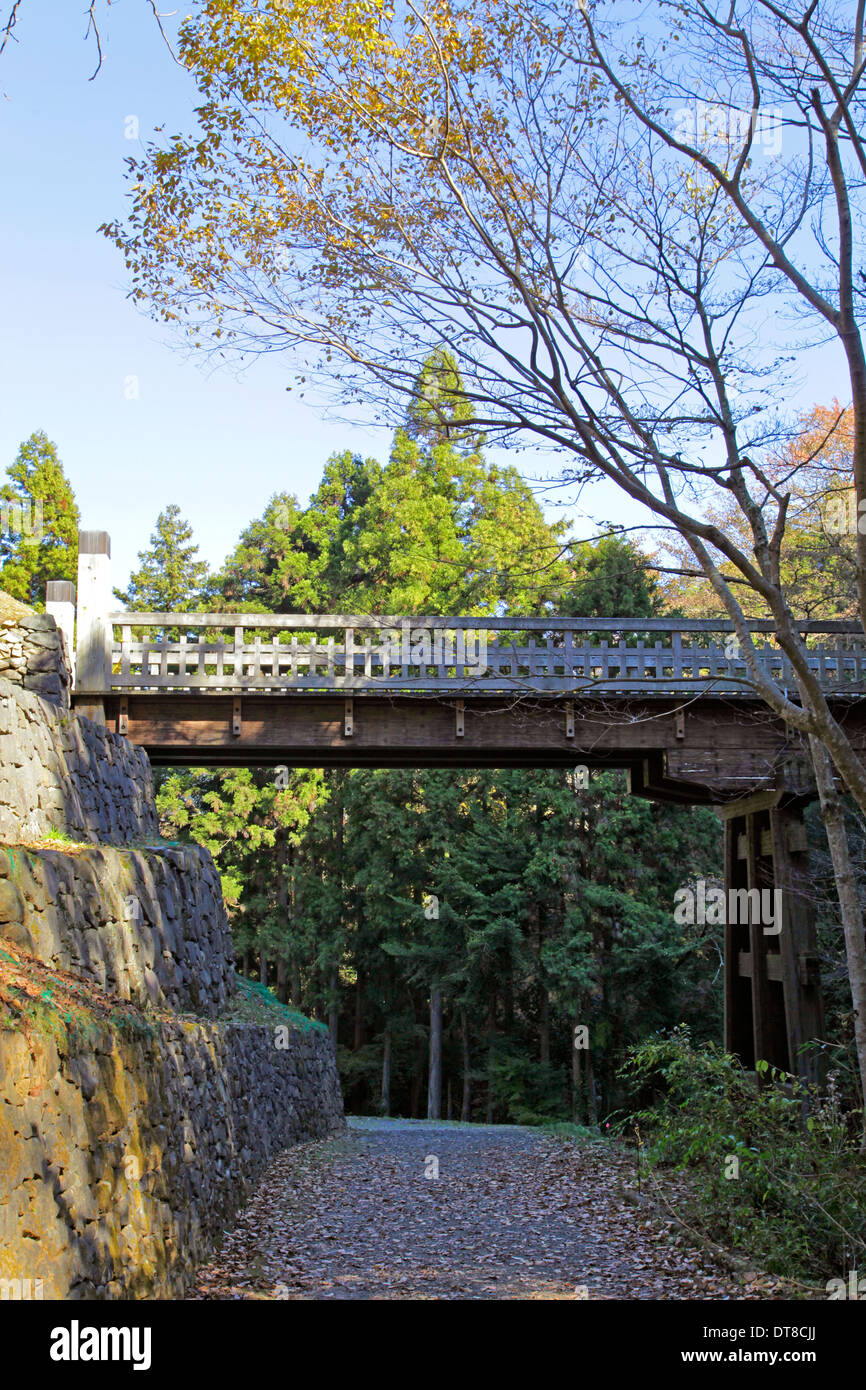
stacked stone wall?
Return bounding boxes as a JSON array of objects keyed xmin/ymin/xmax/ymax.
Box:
[
  {"xmin": 0, "ymin": 844, "xmax": 234, "ymax": 1017},
  {"xmin": 0, "ymin": 611, "xmax": 345, "ymax": 1299},
  {"xmin": 0, "ymin": 1009, "xmax": 343, "ymax": 1298},
  {"xmin": 0, "ymin": 677, "xmax": 157, "ymax": 847},
  {"xmin": 0, "ymin": 612, "xmax": 71, "ymax": 711}
]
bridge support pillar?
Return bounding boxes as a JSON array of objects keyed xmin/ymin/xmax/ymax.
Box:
[{"xmin": 720, "ymin": 791, "xmax": 824, "ymax": 1085}]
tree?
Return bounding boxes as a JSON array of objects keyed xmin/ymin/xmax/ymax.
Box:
[
  {"xmin": 217, "ymin": 454, "xmax": 382, "ymax": 612},
  {"xmin": 563, "ymin": 533, "xmax": 660, "ymax": 620},
  {"xmin": 107, "ymin": 0, "xmax": 866, "ymax": 1118},
  {"xmin": 116, "ymin": 504, "xmax": 209, "ymax": 611},
  {"xmin": 0, "ymin": 431, "xmax": 78, "ymax": 608},
  {"xmin": 405, "ymin": 347, "xmax": 482, "ymax": 449},
  {"xmin": 661, "ymin": 403, "xmax": 860, "ymax": 622},
  {"xmin": 154, "ymin": 443, "xmax": 725, "ymax": 1122}
]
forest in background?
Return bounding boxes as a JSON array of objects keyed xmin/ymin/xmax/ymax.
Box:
[{"xmin": 1, "ymin": 359, "xmax": 861, "ymax": 1128}]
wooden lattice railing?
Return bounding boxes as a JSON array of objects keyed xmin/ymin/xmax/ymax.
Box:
[{"xmin": 81, "ymin": 613, "xmax": 866, "ymax": 697}]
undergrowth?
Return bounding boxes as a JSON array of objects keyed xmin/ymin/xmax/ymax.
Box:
[
  {"xmin": 0, "ymin": 942, "xmax": 155, "ymax": 1051},
  {"xmin": 618, "ymin": 1026, "xmax": 865, "ymax": 1285},
  {"xmin": 219, "ymin": 973, "xmax": 328, "ymax": 1033}
]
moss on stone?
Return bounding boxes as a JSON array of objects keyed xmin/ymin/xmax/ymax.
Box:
[{"xmin": 215, "ymin": 974, "xmax": 327, "ymax": 1033}]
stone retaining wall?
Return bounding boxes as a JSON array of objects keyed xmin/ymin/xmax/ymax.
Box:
[
  {"xmin": 0, "ymin": 1011, "xmax": 344, "ymax": 1298},
  {"xmin": 0, "ymin": 613, "xmax": 70, "ymax": 711},
  {"xmin": 0, "ymin": 677, "xmax": 157, "ymax": 846},
  {"xmin": 0, "ymin": 844, "xmax": 234, "ymax": 1018},
  {"xmin": 0, "ymin": 610, "xmax": 347, "ymax": 1300}
]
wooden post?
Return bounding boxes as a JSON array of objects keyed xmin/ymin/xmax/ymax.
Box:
[
  {"xmin": 770, "ymin": 802, "xmax": 825, "ymax": 1087},
  {"xmin": 45, "ymin": 580, "xmax": 76, "ymax": 686},
  {"xmin": 723, "ymin": 814, "xmax": 754, "ymax": 1067},
  {"xmin": 75, "ymin": 531, "xmax": 112, "ymax": 722},
  {"xmin": 720, "ymin": 789, "xmax": 823, "ymax": 1082}
]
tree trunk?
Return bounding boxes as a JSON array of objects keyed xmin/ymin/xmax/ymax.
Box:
[
  {"xmin": 276, "ymin": 829, "xmax": 290, "ymax": 1004},
  {"xmin": 380, "ymin": 1030, "xmax": 392, "ymax": 1116},
  {"xmin": 572, "ymin": 1006, "xmax": 584, "ymax": 1124},
  {"xmin": 585, "ymin": 1042, "xmax": 599, "ymax": 1126},
  {"xmin": 354, "ymin": 972, "xmax": 364, "ymax": 1051},
  {"xmin": 810, "ymin": 735, "xmax": 866, "ymax": 1145},
  {"xmin": 260, "ymin": 953, "xmax": 268, "ymax": 987},
  {"xmin": 486, "ymin": 991, "xmax": 496, "ymax": 1124},
  {"xmin": 461, "ymin": 1009, "xmax": 472, "ymax": 1122},
  {"xmin": 328, "ymin": 781, "xmax": 344, "ymax": 1050},
  {"xmin": 504, "ymin": 977, "xmax": 514, "ymax": 1033},
  {"xmin": 539, "ymin": 988, "xmax": 550, "ymax": 1066},
  {"xmin": 328, "ymin": 970, "xmax": 339, "ymax": 1047},
  {"xmin": 290, "ymin": 863, "xmax": 302, "ymax": 1009},
  {"xmin": 427, "ymin": 987, "xmax": 443, "ymax": 1119},
  {"xmin": 537, "ymin": 901, "xmax": 550, "ymax": 1064},
  {"xmin": 410, "ymin": 1034, "xmax": 424, "ymax": 1118}
]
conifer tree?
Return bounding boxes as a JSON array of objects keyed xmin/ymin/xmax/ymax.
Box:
[{"xmin": 0, "ymin": 431, "xmax": 79, "ymax": 607}]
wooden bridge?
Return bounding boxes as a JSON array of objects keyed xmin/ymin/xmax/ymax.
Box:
[{"xmin": 44, "ymin": 531, "xmax": 866, "ymax": 1085}]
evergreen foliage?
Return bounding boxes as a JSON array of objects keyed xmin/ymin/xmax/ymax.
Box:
[{"xmin": 0, "ymin": 432, "xmax": 79, "ymax": 608}]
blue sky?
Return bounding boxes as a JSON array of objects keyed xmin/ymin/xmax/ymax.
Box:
[
  {"xmin": 0, "ymin": 2, "xmax": 398, "ymax": 589},
  {"xmin": 0, "ymin": 1, "xmax": 848, "ymax": 595}
]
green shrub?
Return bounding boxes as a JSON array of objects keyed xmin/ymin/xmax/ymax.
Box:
[{"xmin": 618, "ymin": 1026, "xmax": 865, "ymax": 1283}]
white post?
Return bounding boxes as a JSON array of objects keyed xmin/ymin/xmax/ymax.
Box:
[
  {"xmin": 45, "ymin": 580, "xmax": 76, "ymax": 686},
  {"xmin": 76, "ymin": 530, "xmax": 112, "ymax": 722}
]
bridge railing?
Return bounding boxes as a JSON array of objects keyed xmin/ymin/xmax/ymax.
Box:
[{"xmin": 85, "ymin": 611, "xmax": 866, "ymax": 696}]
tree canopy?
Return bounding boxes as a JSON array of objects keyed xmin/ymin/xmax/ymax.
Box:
[{"xmin": 0, "ymin": 431, "xmax": 79, "ymax": 608}]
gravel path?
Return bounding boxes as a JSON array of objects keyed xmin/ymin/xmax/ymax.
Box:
[{"xmin": 192, "ymin": 1116, "xmax": 770, "ymax": 1301}]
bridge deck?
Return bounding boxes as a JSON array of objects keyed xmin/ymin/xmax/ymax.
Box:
[{"xmin": 65, "ymin": 611, "xmax": 866, "ymax": 801}]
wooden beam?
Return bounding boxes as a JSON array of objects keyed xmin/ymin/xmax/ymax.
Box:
[
  {"xmin": 104, "ymin": 611, "xmax": 866, "ymax": 634},
  {"xmin": 746, "ymin": 809, "xmax": 773, "ymax": 1069},
  {"xmin": 718, "ymin": 789, "xmax": 784, "ymax": 820},
  {"xmin": 737, "ymin": 951, "xmax": 783, "ymax": 983},
  {"xmin": 565, "ymin": 701, "xmax": 575, "ymax": 738}
]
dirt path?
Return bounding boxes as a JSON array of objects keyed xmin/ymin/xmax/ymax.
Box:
[{"xmin": 192, "ymin": 1116, "xmax": 768, "ymax": 1300}]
